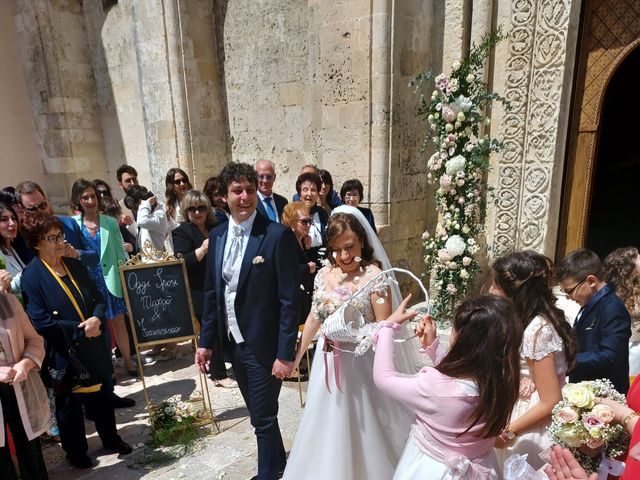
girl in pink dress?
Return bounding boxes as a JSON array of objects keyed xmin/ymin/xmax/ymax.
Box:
[{"xmin": 373, "ymin": 294, "xmax": 523, "ymax": 479}]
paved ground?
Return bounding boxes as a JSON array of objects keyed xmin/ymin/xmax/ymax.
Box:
[{"xmin": 43, "ymin": 342, "xmax": 306, "ymax": 480}]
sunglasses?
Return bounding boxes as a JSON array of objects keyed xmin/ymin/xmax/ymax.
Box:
[
  {"xmin": 24, "ymin": 201, "xmax": 48, "ymax": 213},
  {"xmin": 187, "ymin": 205, "xmax": 208, "ymax": 214},
  {"xmin": 298, "ymin": 217, "xmax": 313, "ymax": 226},
  {"xmin": 40, "ymin": 232, "xmax": 65, "ymax": 244},
  {"xmin": 258, "ymin": 174, "xmax": 275, "ymax": 182},
  {"xmin": 174, "ymin": 179, "xmax": 188, "ymax": 185},
  {"xmin": 96, "ymin": 189, "xmax": 111, "ymax": 197}
]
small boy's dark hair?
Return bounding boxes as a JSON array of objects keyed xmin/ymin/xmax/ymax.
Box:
[{"xmin": 556, "ymin": 248, "xmax": 603, "ymax": 282}]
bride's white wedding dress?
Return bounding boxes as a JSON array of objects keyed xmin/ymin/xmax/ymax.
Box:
[{"xmin": 283, "ymin": 266, "xmax": 415, "ymax": 480}]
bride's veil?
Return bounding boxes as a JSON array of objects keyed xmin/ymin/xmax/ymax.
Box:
[{"xmin": 330, "ymin": 205, "xmax": 425, "ymax": 373}]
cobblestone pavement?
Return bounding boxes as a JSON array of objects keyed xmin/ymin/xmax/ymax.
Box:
[{"xmin": 43, "ymin": 343, "xmax": 305, "ymax": 480}]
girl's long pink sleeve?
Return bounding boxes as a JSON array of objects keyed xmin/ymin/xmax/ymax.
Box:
[{"xmin": 373, "ymin": 325, "xmax": 430, "ymax": 412}]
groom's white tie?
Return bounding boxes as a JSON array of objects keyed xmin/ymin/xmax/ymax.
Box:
[{"xmin": 223, "ymin": 225, "xmax": 244, "ymax": 283}]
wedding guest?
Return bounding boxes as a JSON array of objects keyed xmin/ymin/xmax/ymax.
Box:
[
  {"xmin": 255, "ymin": 160, "xmax": 288, "ymax": 222},
  {"xmin": 2, "ymin": 187, "xmax": 26, "ymax": 223},
  {"xmin": 165, "ymin": 167, "xmax": 193, "ymax": 232},
  {"xmin": 0, "ymin": 200, "xmax": 30, "ymax": 297},
  {"xmin": 292, "ymin": 165, "xmax": 318, "ymax": 201},
  {"xmin": 340, "ymin": 179, "xmax": 376, "ymax": 232},
  {"xmin": 295, "ymin": 172, "xmax": 327, "ymax": 266},
  {"xmin": 490, "ymin": 251, "xmax": 577, "ymax": 471},
  {"xmin": 557, "ymin": 248, "xmax": 631, "ymax": 394},
  {"xmin": 70, "ymin": 179, "xmax": 135, "ymax": 376},
  {"xmin": 317, "ymin": 169, "xmax": 342, "ymax": 214},
  {"xmin": 373, "ymin": 294, "xmax": 522, "ymax": 479},
  {"xmin": 280, "ymin": 202, "xmax": 316, "ymax": 324},
  {"xmin": 16, "ymin": 181, "xmax": 98, "ymax": 268},
  {"xmin": 93, "ymin": 179, "xmax": 112, "ymax": 200},
  {"xmin": 20, "ymin": 214, "xmax": 131, "ymax": 469},
  {"xmin": 100, "ymin": 197, "xmax": 136, "ymax": 256},
  {"xmin": 0, "ymin": 292, "xmax": 51, "ymax": 480},
  {"xmin": 203, "ymin": 176, "xmax": 228, "ymax": 224},
  {"xmin": 124, "ymin": 185, "xmax": 168, "ymax": 253},
  {"xmin": 172, "ymin": 191, "xmax": 235, "ymax": 387},
  {"xmin": 603, "ymin": 246, "xmax": 640, "ymax": 376},
  {"xmin": 115, "ymin": 165, "xmax": 139, "ymax": 239}
]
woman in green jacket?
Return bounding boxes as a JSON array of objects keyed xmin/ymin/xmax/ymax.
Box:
[{"xmin": 70, "ymin": 180, "xmax": 135, "ymax": 375}]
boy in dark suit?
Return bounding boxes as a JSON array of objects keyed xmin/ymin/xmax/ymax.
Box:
[
  {"xmin": 196, "ymin": 162, "xmax": 299, "ymax": 480},
  {"xmin": 557, "ymin": 248, "xmax": 631, "ymax": 393}
]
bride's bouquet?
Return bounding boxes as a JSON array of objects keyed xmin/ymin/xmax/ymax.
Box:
[{"xmin": 547, "ymin": 379, "xmax": 630, "ymax": 474}]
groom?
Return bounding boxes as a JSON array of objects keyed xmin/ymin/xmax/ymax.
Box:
[{"xmin": 195, "ymin": 162, "xmax": 299, "ymax": 479}]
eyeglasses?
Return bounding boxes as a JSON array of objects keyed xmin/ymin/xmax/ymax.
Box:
[
  {"xmin": 40, "ymin": 232, "xmax": 65, "ymax": 244},
  {"xmin": 298, "ymin": 217, "xmax": 313, "ymax": 226},
  {"xmin": 258, "ymin": 174, "xmax": 275, "ymax": 182},
  {"xmin": 96, "ymin": 189, "xmax": 111, "ymax": 197},
  {"xmin": 187, "ymin": 205, "xmax": 208, "ymax": 214},
  {"xmin": 24, "ymin": 201, "xmax": 48, "ymax": 214},
  {"xmin": 174, "ymin": 179, "xmax": 188, "ymax": 185},
  {"xmin": 561, "ymin": 278, "xmax": 587, "ymax": 298}
]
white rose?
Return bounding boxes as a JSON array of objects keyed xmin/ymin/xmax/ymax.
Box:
[
  {"xmin": 462, "ymin": 256, "xmax": 472, "ymax": 266},
  {"xmin": 460, "ymin": 269, "xmax": 469, "ymax": 279},
  {"xmin": 562, "ymin": 384, "xmax": 595, "ymax": 409},
  {"xmin": 466, "ymin": 74, "xmax": 475, "ymax": 83},
  {"xmin": 452, "ymin": 61, "xmax": 461, "ymax": 71}
]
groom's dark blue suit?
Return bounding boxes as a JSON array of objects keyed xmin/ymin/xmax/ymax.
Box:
[{"xmin": 199, "ymin": 212, "xmax": 299, "ymax": 479}]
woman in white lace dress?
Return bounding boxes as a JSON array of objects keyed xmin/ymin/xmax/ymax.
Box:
[
  {"xmin": 491, "ymin": 251, "xmax": 577, "ymax": 471},
  {"xmin": 283, "ymin": 206, "xmax": 420, "ymax": 480}
]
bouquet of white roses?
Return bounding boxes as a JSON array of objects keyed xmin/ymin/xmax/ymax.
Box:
[{"xmin": 547, "ymin": 380, "xmax": 630, "ymax": 474}]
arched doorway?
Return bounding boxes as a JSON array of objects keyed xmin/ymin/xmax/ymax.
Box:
[
  {"xmin": 585, "ymin": 47, "xmax": 640, "ymax": 258},
  {"xmin": 558, "ymin": 0, "xmax": 640, "ymax": 259}
]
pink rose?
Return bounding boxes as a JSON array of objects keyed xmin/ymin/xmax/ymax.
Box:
[
  {"xmin": 582, "ymin": 415, "xmax": 605, "ymax": 430},
  {"xmin": 554, "ymin": 406, "xmax": 579, "ymax": 424},
  {"xmin": 446, "ymin": 284, "xmax": 457, "ymax": 294},
  {"xmin": 441, "ymin": 104, "xmax": 459, "ymax": 123},
  {"xmin": 439, "ymin": 174, "xmax": 452, "ymax": 192},
  {"xmin": 438, "ymin": 249, "xmax": 454, "ymax": 262},
  {"xmin": 591, "ymin": 404, "xmax": 615, "ymax": 424},
  {"xmin": 585, "ymin": 437, "xmax": 604, "ymax": 449}
]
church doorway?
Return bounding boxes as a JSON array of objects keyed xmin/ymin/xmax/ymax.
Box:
[
  {"xmin": 557, "ymin": 0, "xmax": 640, "ymax": 260},
  {"xmin": 584, "ymin": 47, "xmax": 640, "ymax": 259}
]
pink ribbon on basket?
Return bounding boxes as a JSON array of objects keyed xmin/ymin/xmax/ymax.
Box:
[
  {"xmin": 323, "ymin": 336, "xmax": 343, "ymax": 393},
  {"xmin": 597, "ymin": 452, "xmax": 625, "ymax": 480}
]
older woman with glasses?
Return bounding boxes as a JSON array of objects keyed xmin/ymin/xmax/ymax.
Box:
[
  {"xmin": 172, "ymin": 191, "xmax": 235, "ymax": 387},
  {"xmin": 340, "ymin": 179, "xmax": 377, "ymax": 233},
  {"xmin": 20, "ymin": 214, "xmax": 131, "ymax": 469},
  {"xmin": 280, "ymin": 201, "xmax": 317, "ymax": 325}
]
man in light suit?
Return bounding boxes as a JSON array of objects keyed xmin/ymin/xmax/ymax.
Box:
[
  {"xmin": 195, "ymin": 163, "xmax": 299, "ymax": 480},
  {"xmin": 255, "ymin": 160, "xmax": 288, "ymax": 222}
]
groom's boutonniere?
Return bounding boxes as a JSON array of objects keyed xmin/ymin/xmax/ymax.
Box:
[{"xmin": 252, "ymin": 256, "xmax": 265, "ymax": 265}]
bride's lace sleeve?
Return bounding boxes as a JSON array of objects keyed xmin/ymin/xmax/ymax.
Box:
[
  {"xmin": 521, "ymin": 316, "xmax": 564, "ymax": 361},
  {"xmin": 366, "ymin": 271, "xmax": 393, "ymax": 299}
]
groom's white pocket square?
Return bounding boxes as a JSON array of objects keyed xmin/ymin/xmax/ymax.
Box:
[{"xmin": 252, "ymin": 256, "xmax": 265, "ymax": 265}]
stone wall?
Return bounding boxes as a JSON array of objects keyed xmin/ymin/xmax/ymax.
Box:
[
  {"xmin": 11, "ymin": 0, "xmax": 109, "ymax": 211},
  {"xmin": 221, "ymin": 0, "xmax": 434, "ymax": 268},
  {"xmin": 0, "ymin": 1, "xmax": 42, "ymax": 187}
]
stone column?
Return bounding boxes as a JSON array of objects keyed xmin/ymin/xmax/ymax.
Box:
[
  {"xmin": 11, "ymin": 0, "xmax": 109, "ymax": 211},
  {"xmin": 442, "ymin": 0, "xmax": 471, "ymax": 70},
  {"xmin": 131, "ymin": 0, "xmax": 190, "ymax": 193}
]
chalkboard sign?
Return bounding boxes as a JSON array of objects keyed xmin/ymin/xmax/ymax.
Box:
[{"xmin": 120, "ymin": 259, "xmax": 196, "ymax": 346}]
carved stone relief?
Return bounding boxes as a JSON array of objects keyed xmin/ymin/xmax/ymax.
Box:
[{"xmin": 491, "ymin": 0, "xmax": 576, "ymax": 255}]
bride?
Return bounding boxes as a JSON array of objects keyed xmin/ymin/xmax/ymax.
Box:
[{"xmin": 283, "ymin": 205, "xmax": 421, "ymax": 480}]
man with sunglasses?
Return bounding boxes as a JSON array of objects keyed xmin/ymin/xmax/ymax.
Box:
[
  {"xmin": 557, "ymin": 248, "xmax": 631, "ymax": 394},
  {"xmin": 255, "ymin": 160, "xmax": 288, "ymax": 223},
  {"xmin": 16, "ymin": 181, "xmax": 98, "ymax": 268}
]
